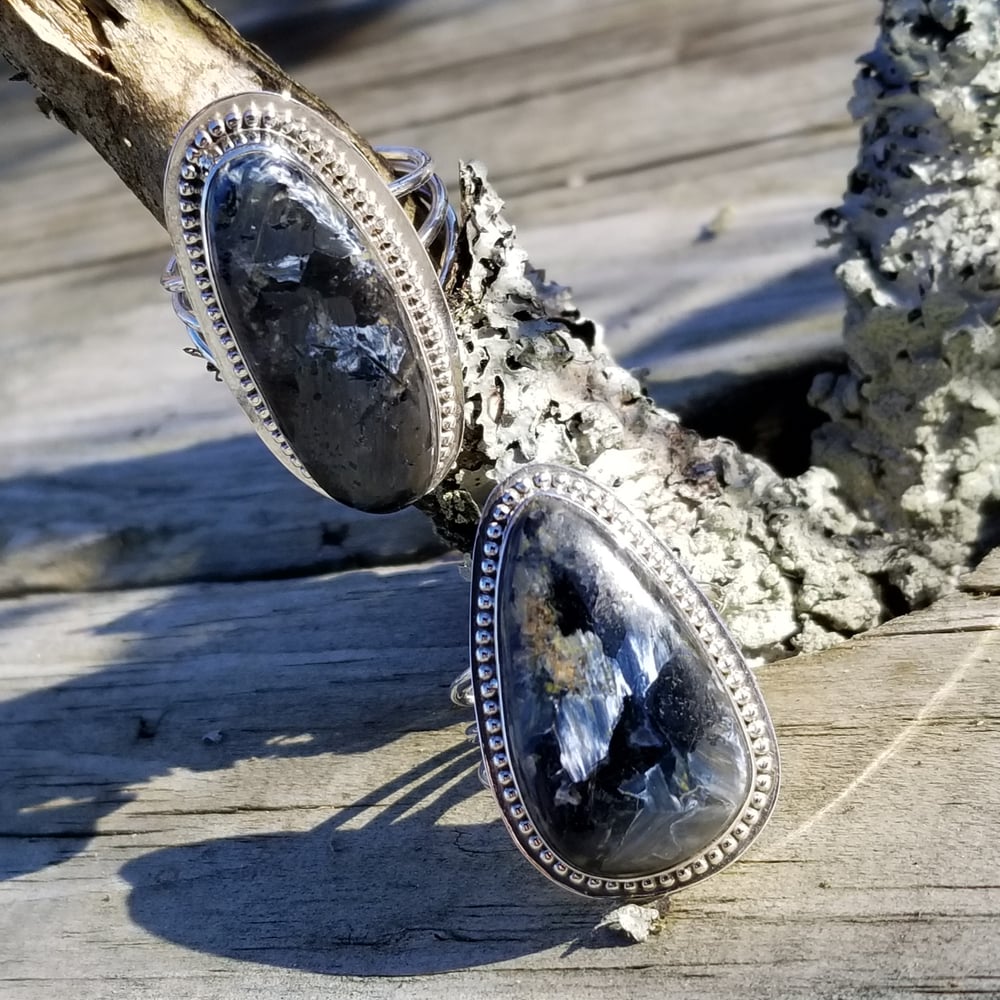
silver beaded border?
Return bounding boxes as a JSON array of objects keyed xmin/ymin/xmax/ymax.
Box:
[
  {"xmin": 162, "ymin": 93, "xmax": 463, "ymax": 499},
  {"xmin": 469, "ymin": 464, "xmax": 780, "ymax": 900}
]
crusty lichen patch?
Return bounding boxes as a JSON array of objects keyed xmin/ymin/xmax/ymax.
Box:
[
  {"xmin": 418, "ymin": 164, "xmax": 883, "ymax": 658},
  {"xmin": 813, "ymin": 0, "xmax": 1000, "ymax": 607}
]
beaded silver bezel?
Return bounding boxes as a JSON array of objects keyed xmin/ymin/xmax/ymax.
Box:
[
  {"xmin": 162, "ymin": 93, "xmax": 463, "ymax": 503},
  {"xmin": 469, "ymin": 464, "xmax": 780, "ymax": 900}
]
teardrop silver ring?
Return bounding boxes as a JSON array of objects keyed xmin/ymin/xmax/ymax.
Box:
[
  {"xmin": 161, "ymin": 92, "xmax": 463, "ymax": 513},
  {"xmin": 456, "ymin": 464, "xmax": 779, "ymax": 900}
]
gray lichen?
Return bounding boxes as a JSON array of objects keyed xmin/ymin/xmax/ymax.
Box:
[
  {"xmin": 596, "ymin": 903, "xmax": 665, "ymax": 943},
  {"xmin": 421, "ymin": 164, "xmax": 881, "ymax": 658},
  {"xmin": 421, "ymin": 2, "xmax": 1000, "ymax": 659},
  {"xmin": 812, "ymin": 0, "xmax": 1000, "ymax": 606}
]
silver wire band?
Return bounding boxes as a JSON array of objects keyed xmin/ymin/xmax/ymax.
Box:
[
  {"xmin": 450, "ymin": 667, "xmax": 474, "ymax": 709},
  {"xmin": 451, "ymin": 676, "xmax": 490, "ymax": 789},
  {"xmin": 162, "ymin": 144, "xmax": 457, "ymax": 366}
]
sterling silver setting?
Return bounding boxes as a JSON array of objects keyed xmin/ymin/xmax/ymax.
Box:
[
  {"xmin": 161, "ymin": 92, "xmax": 462, "ymax": 506},
  {"xmin": 162, "ymin": 145, "xmax": 457, "ymax": 367},
  {"xmin": 463, "ymin": 464, "xmax": 780, "ymax": 900}
]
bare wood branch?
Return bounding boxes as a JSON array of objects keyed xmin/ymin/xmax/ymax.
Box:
[{"xmin": 0, "ymin": 0, "xmax": 383, "ymax": 220}]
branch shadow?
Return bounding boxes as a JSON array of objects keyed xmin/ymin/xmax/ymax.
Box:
[
  {"xmin": 660, "ymin": 357, "xmax": 845, "ymax": 477},
  {"xmin": 120, "ymin": 744, "xmax": 601, "ymax": 974},
  {"xmin": 0, "ymin": 542, "xmax": 603, "ymax": 972},
  {"xmin": 0, "ymin": 548, "xmax": 467, "ymax": 876},
  {"xmin": 606, "ymin": 258, "xmax": 847, "ymax": 474},
  {"xmin": 0, "ymin": 434, "xmax": 444, "ymax": 593},
  {"xmin": 620, "ymin": 258, "xmax": 843, "ymax": 370},
  {"xmin": 219, "ymin": 0, "xmax": 443, "ymax": 68}
]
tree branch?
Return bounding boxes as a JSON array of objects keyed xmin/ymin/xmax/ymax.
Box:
[
  {"xmin": 0, "ymin": 0, "xmax": 382, "ymax": 219},
  {"xmin": 4, "ymin": 0, "xmax": 994, "ymax": 660}
]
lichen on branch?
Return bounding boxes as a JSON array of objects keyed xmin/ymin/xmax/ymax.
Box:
[
  {"xmin": 428, "ymin": 162, "xmax": 883, "ymax": 657},
  {"xmin": 812, "ymin": 0, "xmax": 1000, "ymax": 607}
]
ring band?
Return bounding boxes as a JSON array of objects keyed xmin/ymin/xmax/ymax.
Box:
[{"xmin": 161, "ymin": 93, "xmax": 463, "ymax": 513}]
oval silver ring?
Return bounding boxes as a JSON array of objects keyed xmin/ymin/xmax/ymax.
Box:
[{"xmin": 162, "ymin": 92, "xmax": 463, "ymax": 513}]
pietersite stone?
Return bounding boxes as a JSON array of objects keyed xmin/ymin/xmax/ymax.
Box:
[
  {"xmin": 205, "ymin": 150, "xmax": 435, "ymax": 512},
  {"xmin": 497, "ymin": 495, "xmax": 752, "ymax": 878}
]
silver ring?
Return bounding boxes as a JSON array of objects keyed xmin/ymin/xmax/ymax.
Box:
[
  {"xmin": 161, "ymin": 93, "xmax": 463, "ymax": 513},
  {"xmin": 459, "ymin": 464, "xmax": 780, "ymax": 900},
  {"xmin": 449, "ymin": 667, "xmax": 474, "ymax": 708}
]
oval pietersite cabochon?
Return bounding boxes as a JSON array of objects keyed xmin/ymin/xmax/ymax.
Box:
[{"xmin": 205, "ymin": 150, "xmax": 437, "ymax": 512}]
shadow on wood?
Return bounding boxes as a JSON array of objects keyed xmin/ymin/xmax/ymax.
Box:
[
  {"xmin": 119, "ymin": 749, "xmax": 604, "ymax": 975},
  {"xmin": 0, "ymin": 564, "xmax": 468, "ymax": 882},
  {"xmin": 0, "ymin": 437, "xmax": 444, "ymax": 595}
]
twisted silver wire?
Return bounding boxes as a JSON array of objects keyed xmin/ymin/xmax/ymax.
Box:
[
  {"xmin": 450, "ymin": 667, "xmax": 474, "ymax": 709},
  {"xmin": 450, "ymin": 670, "xmax": 489, "ymax": 789},
  {"xmin": 376, "ymin": 146, "xmax": 459, "ymax": 279},
  {"xmin": 162, "ymin": 145, "xmax": 457, "ymax": 365},
  {"xmin": 161, "ymin": 258, "xmax": 215, "ymax": 364}
]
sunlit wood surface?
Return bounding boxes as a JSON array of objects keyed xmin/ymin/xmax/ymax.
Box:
[{"xmin": 6, "ymin": 2, "xmax": 996, "ymax": 997}]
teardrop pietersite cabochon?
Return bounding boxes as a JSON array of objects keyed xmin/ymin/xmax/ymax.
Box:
[
  {"xmin": 163, "ymin": 94, "xmax": 463, "ymax": 513},
  {"xmin": 470, "ymin": 466, "xmax": 779, "ymax": 899}
]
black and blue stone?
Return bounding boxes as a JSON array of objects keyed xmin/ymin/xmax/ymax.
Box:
[
  {"xmin": 204, "ymin": 149, "xmax": 435, "ymax": 513},
  {"xmin": 495, "ymin": 494, "xmax": 752, "ymax": 879}
]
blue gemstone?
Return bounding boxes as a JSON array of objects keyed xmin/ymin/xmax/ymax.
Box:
[
  {"xmin": 496, "ymin": 494, "xmax": 752, "ymax": 878},
  {"xmin": 205, "ymin": 150, "xmax": 435, "ymax": 512}
]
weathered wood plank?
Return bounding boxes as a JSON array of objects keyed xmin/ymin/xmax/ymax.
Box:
[
  {"xmin": 10, "ymin": 4, "xmax": 982, "ymax": 995},
  {"xmin": 1, "ymin": 558, "xmax": 998, "ymax": 998},
  {"xmin": 0, "ymin": 0, "xmax": 874, "ymax": 592}
]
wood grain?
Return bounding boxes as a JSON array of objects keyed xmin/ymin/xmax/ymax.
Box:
[
  {"xmin": 5, "ymin": 2, "xmax": 989, "ymax": 997},
  {"xmin": 1, "ymin": 557, "xmax": 997, "ymax": 998}
]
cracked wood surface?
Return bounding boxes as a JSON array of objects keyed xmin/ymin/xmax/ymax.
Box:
[
  {"xmin": 1, "ymin": 558, "xmax": 999, "ymax": 998},
  {"xmin": 4, "ymin": 0, "xmax": 996, "ymax": 997}
]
